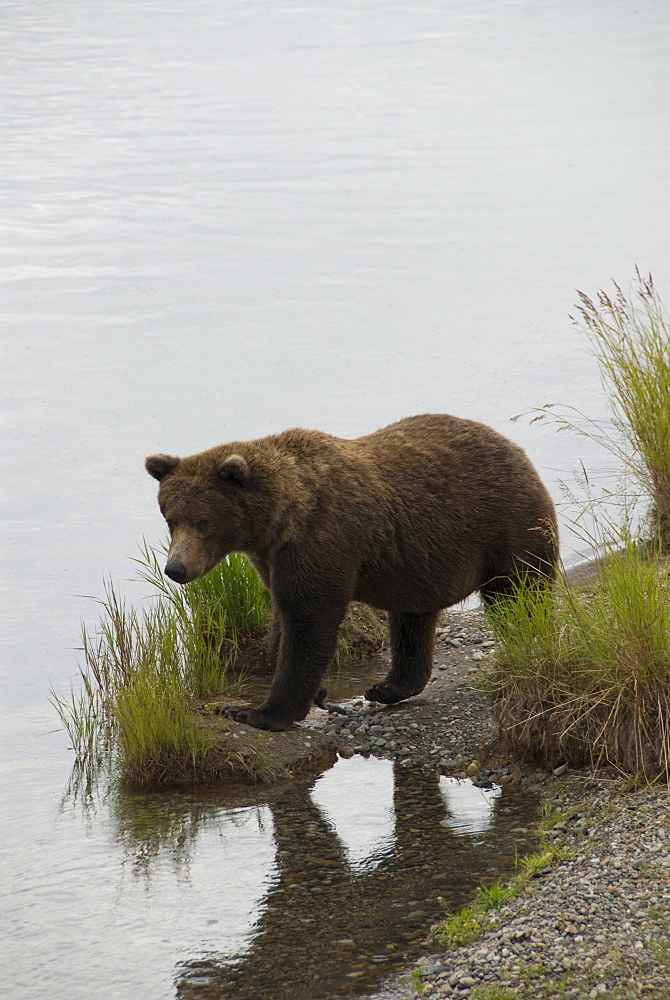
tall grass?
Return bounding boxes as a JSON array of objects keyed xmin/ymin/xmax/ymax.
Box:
[
  {"xmin": 52, "ymin": 546, "xmax": 271, "ymax": 783},
  {"xmin": 113, "ymin": 664, "xmax": 216, "ymax": 785},
  {"xmin": 494, "ymin": 272, "xmax": 670, "ymax": 778},
  {"xmin": 133, "ymin": 542, "xmax": 270, "ymax": 695},
  {"xmin": 574, "ymin": 270, "xmax": 670, "ymax": 550},
  {"xmin": 530, "ymin": 270, "xmax": 670, "ymax": 551},
  {"xmin": 490, "ymin": 543, "xmax": 670, "ymax": 778}
]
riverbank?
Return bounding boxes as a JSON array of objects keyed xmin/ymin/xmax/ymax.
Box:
[{"xmin": 298, "ymin": 603, "xmax": 670, "ymax": 1000}]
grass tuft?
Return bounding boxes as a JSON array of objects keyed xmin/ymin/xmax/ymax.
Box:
[
  {"xmin": 527, "ymin": 270, "xmax": 670, "ymax": 552},
  {"xmin": 410, "ymin": 966, "xmax": 425, "ymax": 995},
  {"xmin": 574, "ymin": 270, "xmax": 670, "ymax": 551},
  {"xmin": 476, "ymin": 880, "xmax": 518, "ymax": 911},
  {"xmin": 112, "ymin": 665, "xmax": 216, "ymax": 785},
  {"xmin": 433, "ymin": 905, "xmax": 487, "ymax": 949},
  {"xmin": 489, "ymin": 542, "xmax": 670, "ymax": 779},
  {"xmin": 52, "ymin": 545, "xmax": 272, "ymax": 785},
  {"xmin": 132, "ymin": 541, "xmax": 271, "ymax": 695},
  {"xmin": 516, "ymin": 843, "xmax": 573, "ymax": 880}
]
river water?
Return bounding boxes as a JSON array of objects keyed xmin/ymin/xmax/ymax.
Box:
[{"xmin": 1, "ymin": 1, "xmax": 668, "ymax": 997}]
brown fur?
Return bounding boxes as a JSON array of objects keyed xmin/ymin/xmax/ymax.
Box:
[{"xmin": 145, "ymin": 414, "xmax": 557, "ymax": 730}]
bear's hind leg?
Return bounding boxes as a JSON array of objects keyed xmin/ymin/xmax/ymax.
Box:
[{"xmin": 365, "ymin": 610, "xmax": 439, "ymax": 704}]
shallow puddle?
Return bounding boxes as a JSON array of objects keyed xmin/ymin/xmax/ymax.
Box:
[{"xmin": 169, "ymin": 756, "xmax": 538, "ymax": 1000}]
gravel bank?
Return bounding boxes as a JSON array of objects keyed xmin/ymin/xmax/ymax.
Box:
[
  {"xmin": 304, "ymin": 607, "xmax": 500, "ymax": 779},
  {"xmin": 302, "ymin": 607, "xmax": 670, "ymax": 1000}
]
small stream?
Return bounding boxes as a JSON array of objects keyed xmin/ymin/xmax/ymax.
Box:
[{"xmin": 83, "ymin": 756, "xmax": 539, "ymax": 1000}]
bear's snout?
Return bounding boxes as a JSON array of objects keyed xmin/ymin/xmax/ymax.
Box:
[{"xmin": 164, "ymin": 559, "xmax": 187, "ymax": 584}]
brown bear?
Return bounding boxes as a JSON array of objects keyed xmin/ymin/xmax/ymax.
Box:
[{"xmin": 145, "ymin": 414, "xmax": 557, "ymax": 731}]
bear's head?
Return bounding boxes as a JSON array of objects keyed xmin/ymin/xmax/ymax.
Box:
[{"xmin": 145, "ymin": 451, "xmax": 252, "ymax": 584}]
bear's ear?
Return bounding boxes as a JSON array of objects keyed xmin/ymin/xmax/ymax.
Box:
[
  {"xmin": 219, "ymin": 454, "xmax": 250, "ymax": 487},
  {"xmin": 145, "ymin": 454, "xmax": 180, "ymax": 481}
]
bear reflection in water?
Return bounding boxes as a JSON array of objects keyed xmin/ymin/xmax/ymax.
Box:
[
  {"xmin": 174, "ymin": 759, "xmax": 535, "ymax": 1000},
  {"xmin": 146, "ymin": 413, "xmax": 557, "ymax": 732}
]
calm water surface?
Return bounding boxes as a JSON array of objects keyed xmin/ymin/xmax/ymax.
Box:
[{"xmin": 1, "ymin": 1, "xmax": 668, "ymax": 997}]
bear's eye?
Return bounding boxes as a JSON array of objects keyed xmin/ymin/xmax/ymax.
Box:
[{"xmin": 195, "ymin": 519, "xmax": 210, "ymax": 533}]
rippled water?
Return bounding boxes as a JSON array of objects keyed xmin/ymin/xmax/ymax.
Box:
[{"xmin": 1, "ymin": 1, "xmax": 668, "ymax": 997}]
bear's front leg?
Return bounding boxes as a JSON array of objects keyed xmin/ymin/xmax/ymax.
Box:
[
  {"xmin": 365, "ymin": 610, "xmax": 440, "ymax": 704},
  {"xmin": 230, "ymin": 603, "xmax": 347, "ymax": 731},
  {"xmin": 265, "ymin": 604, "xmax": 282, "ymax": 673}
]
